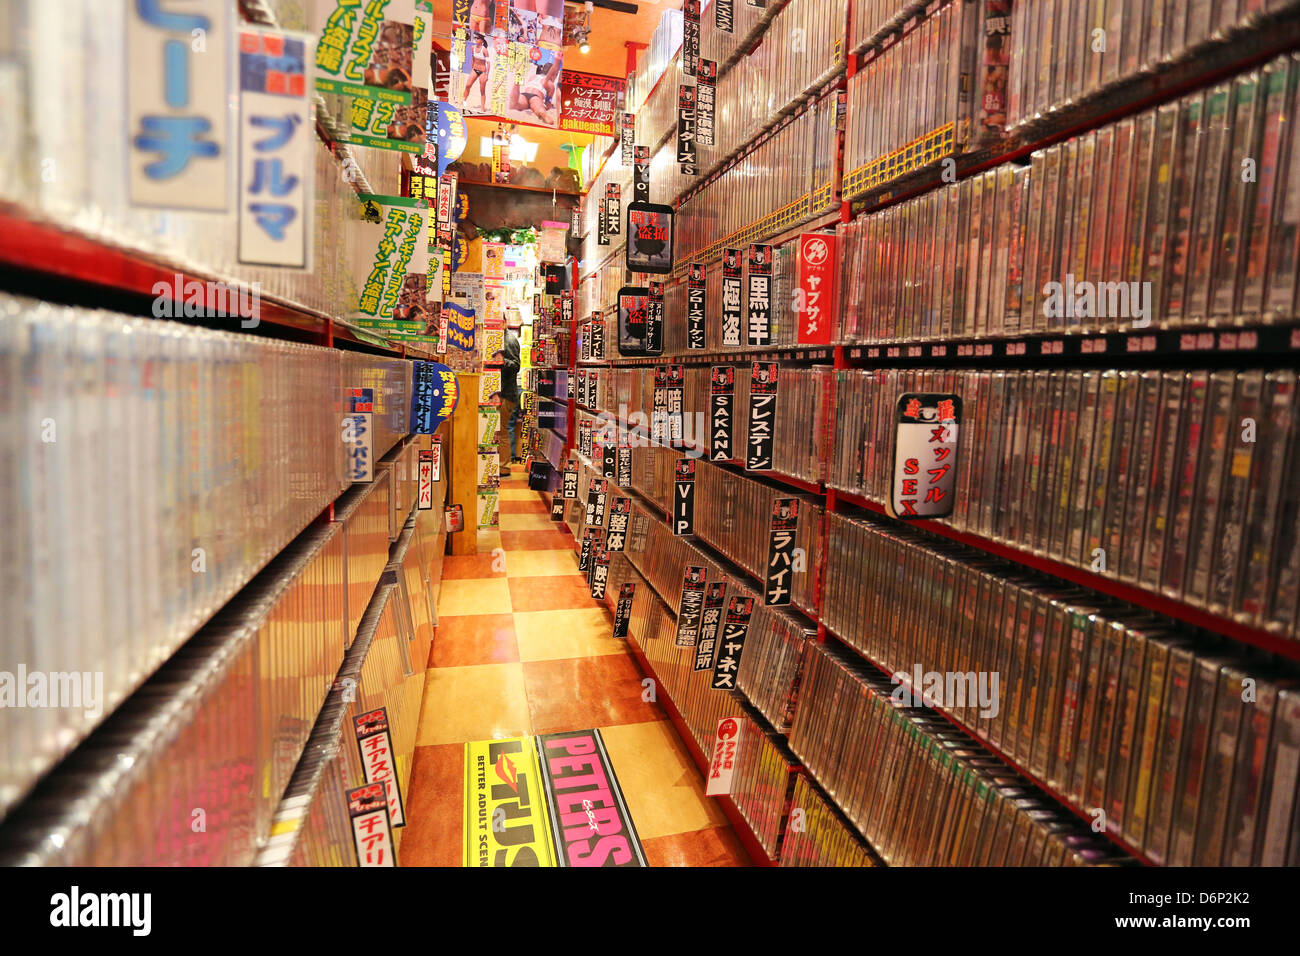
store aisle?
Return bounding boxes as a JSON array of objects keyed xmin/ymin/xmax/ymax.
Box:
[{"xmin": 400, "ymin": 473, "xmax": 750, "ymax": 867}]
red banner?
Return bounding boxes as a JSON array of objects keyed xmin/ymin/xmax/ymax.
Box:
[
  {"xmin": 559, "ymin": 70, "xmax": 626, "ymax": 136},
  {"xmin": 796, "ymin": 232, "xmax": 838, "ymax": 345}
]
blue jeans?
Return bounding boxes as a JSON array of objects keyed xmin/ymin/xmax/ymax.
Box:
[{"xmin": 507, "ymin": 401, "xmax": 521, "ymax": 459}]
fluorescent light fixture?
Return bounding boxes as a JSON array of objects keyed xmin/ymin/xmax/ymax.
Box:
[{"xmin": 478, "ymin": 135, "xmax": 538, "ymax": 163}]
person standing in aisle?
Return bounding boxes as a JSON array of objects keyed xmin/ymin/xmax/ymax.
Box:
[{"xmin": 498, "ymin": 324, "xmax": 521, "ymax": 476}]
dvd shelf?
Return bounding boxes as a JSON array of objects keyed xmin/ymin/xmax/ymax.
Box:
[
  {"xmin": 830, "ymin": 366, "xmax": 1300, "ymax": 639},
  {"xmin": 848, "ymin": 1, "xmax": 930, "ymax": 55},
  {"xmin": 728, "ymin": 715, "xmax": 798, "ymax": 861},
  {"xmin": 674, "ymin": 97, "xmax": 840, "ymax": 263},
  {"xmin": 0, "ymin": 456, "xmax": 444, "ymax": 867},
  {"xmin": 1007, "ymin": 0, "xmax": 1300, "ymax": 132},
  {"xmin": 0, "ymin": 0, "xmax": 468, "ymax": 873},
  {"xmin": 552, "ymin": 0, "xmax": 1300, "ymax": 873},
  {"xmin": 823, "ymin": 508, "xmax": 1300, "ymax": 866},
  {"xmin": 735, "ymin": 603, "xmax": 815, "ymax": 736},
  {"xmin": 588, "ymin": 364, "xmax": 827, "ymax": 484},
  {"xmin": 0, "ymin": 296, "xmax": 411, "ymax": 820},
  {"xmin": 789, "ymin": 639, "xmax": 1132, "ymax": 866},
  {"xmin": 840, "ymin": 55, "xmax": 1300, "ymax": 342},
  {"xmin": 842, "ymin": 0, "xmax": 1009, "ymax": 200}
]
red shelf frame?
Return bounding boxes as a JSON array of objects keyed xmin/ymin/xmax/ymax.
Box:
[{"xmin": 0, "ymin": 208, "xmax": 422, "ymax": 361}]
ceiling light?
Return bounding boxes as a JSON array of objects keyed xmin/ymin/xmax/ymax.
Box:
[
  {"xmin": 479, "ymin": 134, "xmax": 538, "ymax": 164},
  {"xmin": 579, "ymin": 36, "xmax": 590, "ymax": 54}
]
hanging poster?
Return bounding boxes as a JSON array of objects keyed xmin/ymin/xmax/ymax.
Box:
[
  {"xmin": 443, "ymin": 301, "xmax": 478, "ymax": 351},
  {"xmin": 237, "ymin": 26, "xmax": 315, "ymax": 269},
  {"xmin": 410, "ymin": 361, "xmax": 460, "ymax": 434},
  {"xmin": 687, "ymin": 263, "xmax": 706, "ymax": 349},
  {"xmin": 746, "ymin": 243, "xmax": 773, "ymax": 347},
  {"xmin": 763, "ymin": 499, "xmax": 798, "ymax": 606},
  {"xmin": 721, "ymin": 248, "xmax": 743, "ymax": 347},
  {"xmin": 626, "ymin": 202, "xmax": 675, "ymax": 275},
  {"xmin": 354, "ymin": 708, "xmax": 405, "ymax": 828},
  {"xmin": 315, "ymin": 1, "xmax": 416, "ymax": 106},
  {"xmin": 450, "ymin": 0, "xmax": 565, "ymax": 126},
  {"xmin": 697, "ymin": 59, "xmax": 717, "ymax": 147},
  {"xmin": 128, "ymin": 0, "xmax": 231, "ymax": 210},
  {"xmin": 605, "ymin": 183, "xmax": 622, "ymax": 236},
  {"xmin": 716, "ymin": 0, "xmax": 735, "ymax": 33},
  {"xmin": 683, "ymin": 0, "xmax": 700, "ymax": 76},
  {"xmin": 352, "ymin": 195, "xmax": 431, "ymax": 334},
  {"xmin": 674, "ymin": 565, "xmax": 708, "ymax": 647},
  {"xmin": 710, "ymin": 365, "xmax": 736, "ymax": 462},
  {"xmin": 621, "ymin": 112, "xmax": 636, "ymax": 167},
  {"xmin": 796, "ymin": 233, "xmax": 838, "ymax": 345},
  {"xmin": 613, "ymin": 583, "xmax": 635, "ymax": 638},
  {"xmin": 676, "ymin": 84, "xmax": 697, "ymax": 176},
  {"xmin": 633, "ymin": 145, "xmax": 651, "ymax": 203},
  {"xmin": 746, "ymin": 362, "xmax": 778, "ymax": 471},
  {"xmin": 673, "ymin": 458, "xmax": 696, "ymax": 536},
  {"xmin": 560, "ymin": 71, "xmax": 626, "ymax": 136},
  {"xmin": 347, "ymin": 783, "xmax": 396, "ymax": 867},
  {"xmin": 693, "ymin": 582, "xmax": 728, "ymax": 672},
  {"xmin": 617, "ymin": 286, "xmax": 658, "ymax": 357},
  {"xmin": 711, "ymin": 597, "xmax": 754, "ymax": 691},
  {"xmin": 705, "ymin": 717, "xmax": 743, "ymax": 795}
]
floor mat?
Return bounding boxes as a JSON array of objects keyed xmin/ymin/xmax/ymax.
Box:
[{"xmin": 463, "ymin": 729, "xmax": 646, "ymax": 867}]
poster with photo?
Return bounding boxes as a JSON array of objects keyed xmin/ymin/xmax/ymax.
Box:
[
  {"xmin": 450, "ymin": 0, "xmax": 565, "ymax": 127},
  {"xmin": 350, "ymin": 194, "xmax": 430, "ymax": 335},
  {"xmin": 316, "ymin": 1, "xmax": 416, "ymax": 104}
]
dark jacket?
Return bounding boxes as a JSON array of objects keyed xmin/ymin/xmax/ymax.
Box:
[{"xmin": 500, "ymin": 328, "xmax": 521, "ymax": 402}]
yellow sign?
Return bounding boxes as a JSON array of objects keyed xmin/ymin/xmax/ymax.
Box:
[{"xmin": 463, "ymin": 737, "xmax": 556, "ymax": 867}]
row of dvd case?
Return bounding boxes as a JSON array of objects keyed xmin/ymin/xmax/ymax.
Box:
[
  {"xmin": 659, "ymin": 240, "xmax": 824, "ymax": 353},
  {"xmin": 261, "ymin": 501, "xmax": 444, "ymax": 868},
  {"xmin": 0, "ymin": 470, "xmax": 443, "ymax": 865},
  {"xmin": 727, "ymin": 715, "xmax": 798, "ymax": 861},
  {"xmin": 823, "ymin": 509, "xmax": 1300, "ymax": 866},
  {"xmin": 0, "ymin": 295, "xmax": 413, "ymax": 821},
  {"xmin": 842, "ymin": 0, "xmax": 1008, "ymax": 198},
  {"xmin": 847, "ymin": 1, "xmax": 929, "ymax": 53},
  {"xmin": 829, "ymin": 366, "xmax": 1300, "ymax": 638},
  {"xmin": 779, "ymin": 773, "xmax": 876, "ymax": 866},
  {"xmin": 840, "ymin": 53, "xmax": 1300, "ymax": 340},
  {"xmin": 631, "ymin": 0, "xmax": 843, "ymax": 171},
  {"xmin": 1007, "ymin": 0, "xmax": 1300, "ymax": 131},
  {"xmin": 789, "ymin": 639, "xmax": 1134, "ymax": 866},
  {"xmin": 671, "ymin": 97, "xmax": 840, "ymax": 261},
  {"xmin": 590, "ymin": 365, "xmax": 829, "ymax": 485}
]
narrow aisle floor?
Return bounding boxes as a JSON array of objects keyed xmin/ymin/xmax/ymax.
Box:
[{"xmin": 400, "ymin": 472, "xmax": 751, "ymax": 866}]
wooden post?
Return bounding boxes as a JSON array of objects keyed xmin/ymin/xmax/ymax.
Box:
[{"xmin": 448, "ymin": 373, "xmax": 480, "ymax": 555}]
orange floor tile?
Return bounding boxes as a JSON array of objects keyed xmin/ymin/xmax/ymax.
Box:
[{"xmin": 403, "ymin": 479, "xmax": 751, "ymax": 868}]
